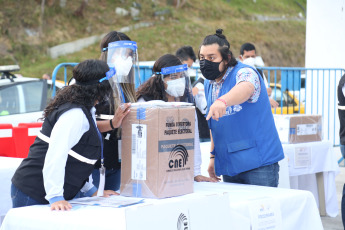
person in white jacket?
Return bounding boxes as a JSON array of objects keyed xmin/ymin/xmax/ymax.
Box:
[{"xmin": 11, "ymin": 60, "xmax": 130, "ymax": 211}]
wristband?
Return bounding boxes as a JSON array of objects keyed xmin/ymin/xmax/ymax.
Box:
[
  {"xmin": 216, "ymin": 98, "xmax": 227, "ymax": 107},
  {"xmin": 210, "ymin": 156, "xmax": 215, "ymax": 159},
  {"xmin": 109, "ymin": 119, "xmax": 115, "ymax": 130}
]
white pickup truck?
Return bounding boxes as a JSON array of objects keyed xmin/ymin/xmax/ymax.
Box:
[{"xmin": 0, "ymin": 65, "xmax": 64, "ymax": 126}]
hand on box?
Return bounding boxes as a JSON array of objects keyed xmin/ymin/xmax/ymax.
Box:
[
  {"xmin": 194, "ymin": 175, "xmax": 219, "ymax": 182},
  {"xmin": 112, "ymin": 103, "xmax": 131, "ymax": 128},
  {"xmin": 51, "ymin": 200, "xmax": 72, "ymax": 211}
]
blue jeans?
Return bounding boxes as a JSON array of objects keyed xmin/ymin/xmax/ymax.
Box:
[
  {"xmin": 11, "ymin": 184, "xmax": 42, "ymax": 208},
  {"xmin": 91, "ymin": 168, "xmax": 121, "ymax": 191},
  {"xmin": 223, "ymin": 162, "xmax": 280, "ymax": 187}
]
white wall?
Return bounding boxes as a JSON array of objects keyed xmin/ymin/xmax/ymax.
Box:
[
  {"xmin": 305, "ymin": 0, "xmax": 345, "ymax": 145},
  {"xmin": 306, "ymin": 0, "xmax": 345, "ymax": 68}
]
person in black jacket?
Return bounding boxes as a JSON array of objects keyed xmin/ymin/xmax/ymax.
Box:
[
  {"xmin": 92, "ymin": 31, "xmax": 137, "ymax": 191},
  {"xmin": 337, "ymin": 73, "xmax": 345, "ymax": 229},
  {"xmin": 11, "ymin": 60, "xmax": 130, "ymax": 211}
]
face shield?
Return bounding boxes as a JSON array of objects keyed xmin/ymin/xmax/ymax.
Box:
[
  {"xmin": 106, "ymin": 40, "xmax": 140, "ymax": 103},
  {"xmin": 160, "ymin": 64, "xmax": 193, "ymax": 103}
]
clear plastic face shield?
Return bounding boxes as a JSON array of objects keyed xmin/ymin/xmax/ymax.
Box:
[
  {"xmin": 159, "ymin": 64, "xmax": 193, "ymax": 103},
  {"xmin": 106, "ymin": 40, "xmax": 140, "ymax": 103}
]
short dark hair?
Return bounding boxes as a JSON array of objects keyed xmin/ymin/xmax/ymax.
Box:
[
  {"xmin": 199, "ymin": 29, "xmax": 237, "ymax": 68},
  {"xmin": 240, "ymin": 43, "xmax": 256, "ymax": 55},
  {"xmin": 176, "ymin": 46, "xmax": 196, "ymax": 62}
]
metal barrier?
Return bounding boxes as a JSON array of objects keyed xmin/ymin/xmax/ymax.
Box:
[
  {"xmin": 189, "ymin": 66, "xmax": 345, "ymax": 148},
  {"xmin": 258, "ymin": 67, "xmax": 345, "ymax": 147},
  {"xmin": 51, "ymin": 63, "xmax": 79, "ymax": 97},
  {"xmin": 51, "ymin": 63, "xmax": 345, "ymax": 161}
]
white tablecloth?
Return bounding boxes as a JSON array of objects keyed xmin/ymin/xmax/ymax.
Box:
[
  {"xmin": 199, "ymin": 142, "xmax": 291, "ymax": 189},
  {"xmin": 0, "ymin": 157, "xmax": 23, "ymax": 221},
  {"xmin": 283, "ymin": 140, "xmax": 340, "ymax": 217},
  {"xmin": 1, "ymin": 182, "xmax": 322, "ymax": 230}
]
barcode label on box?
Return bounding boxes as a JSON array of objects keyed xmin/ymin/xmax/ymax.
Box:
[
  {"xmin": 131, "ymin": 124, "xmax": 147, "ymax": 180},
  {"xmin": 296, "ymin": 124, "xmax": 317, "ymax": 136}
]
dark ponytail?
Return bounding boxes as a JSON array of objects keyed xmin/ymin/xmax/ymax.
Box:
[{"xmin": 199, "ymin": 29, "xmax": 237, "ymax": 68}]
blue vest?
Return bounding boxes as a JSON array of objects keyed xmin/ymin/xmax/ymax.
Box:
[{"xmin": 204, "ymin": 63, "xmax": 284, "ymax": 176}]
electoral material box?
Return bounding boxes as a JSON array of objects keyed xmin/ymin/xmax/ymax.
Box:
[
  {"xmin": 273, "ymin": 114, "xmax": 323, "ymax": 144},
  {"xmin": 120, "ymin": 101, "xmax": 195, "ymax": 198}
]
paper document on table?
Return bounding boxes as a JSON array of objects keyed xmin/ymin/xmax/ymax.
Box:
[
  {"xmin": 69, "ymin": 195, "xmax": 144, "ymax": 208},
  {"xmin": 249, "ymin": 197, "xmax": 282, "ymax": 230},
  {"xmin": 294, "ymin": 146, "xmax": 311, "ymax": 168}
]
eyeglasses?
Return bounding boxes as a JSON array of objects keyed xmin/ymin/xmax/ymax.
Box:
[{"xmin": 163, "ymin": 73, "xmax": 184, "ymax": 81}]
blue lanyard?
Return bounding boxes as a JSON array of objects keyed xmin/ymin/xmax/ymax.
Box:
[
  {"xmin": 120, "ymin": 87, "xmax": 125, "ymax": 103},
  {"xmin": 91, "ymin": 117, "xmax": 104, "ymax": 165}
]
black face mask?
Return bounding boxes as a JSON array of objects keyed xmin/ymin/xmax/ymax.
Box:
[{"xmin": 199, "ymin": 59, "xmax": 224, "ymax": 81}]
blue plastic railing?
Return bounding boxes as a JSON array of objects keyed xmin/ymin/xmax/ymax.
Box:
[
  {"xmin": 51, "ymin": 63, "xmax": 345, "ymax": 165},
  {"xmin": 51, "ymin": 63, "xmax": 78, "ymax": 97}
]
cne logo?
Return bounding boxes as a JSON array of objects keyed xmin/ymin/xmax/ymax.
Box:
[
  {"xmin": 168, "ymin": 145, "xmax": 189, "ymax": 169},
  {"xmin": 177, "ymin": 213, "xmax": 189, "ymax": 230}
]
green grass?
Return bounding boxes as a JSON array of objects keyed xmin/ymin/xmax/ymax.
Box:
[{"xmin": 0, "ymin": 0, "xmax": 306, "ymax": 79}]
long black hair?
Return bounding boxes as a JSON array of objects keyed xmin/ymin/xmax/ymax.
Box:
[
  {"xmin": 199, "ymin": 29, "xmax": 237, "ymax": 68},
  {"xmin": 136, "ymin": 54, "xmax": 182, "ymax": 101},
  {"xmin": 44, "ymin": 59, "xmax": 111, "ymax": 117}
]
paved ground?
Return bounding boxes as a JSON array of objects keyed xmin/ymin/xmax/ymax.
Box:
[{"xmin": 322, "ymin": 148, "xmax": 344, "ymax": 230}]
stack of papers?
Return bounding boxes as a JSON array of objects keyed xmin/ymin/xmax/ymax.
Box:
[{"xmin": 69, "ymin": 196, "xmax": 144, "ymax": 208}]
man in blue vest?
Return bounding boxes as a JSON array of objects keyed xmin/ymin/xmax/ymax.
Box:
[{"xmin": 199, "ymin": 29, "xmax": 284, "ymax": 187}]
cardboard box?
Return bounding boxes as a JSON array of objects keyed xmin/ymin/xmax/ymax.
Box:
[
  {"xmin": 120, "ymin": 102, "xmax": 195, "ymax": 198},
  {"xmin": 273, "ymin": 114, "xmax": 323, "ymax": 144}
]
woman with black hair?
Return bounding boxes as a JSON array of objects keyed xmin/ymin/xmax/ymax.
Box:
[
  {"xmin": 11, "ymin": 59, "xmax": 130, "ymax": 211},
  {"xmin": 200, "ymin": 29, "xmax": 284, "ymax": 187},
  {"xmin": 136, "ymin": 54, "xmax": 217, "ymax": 182}
]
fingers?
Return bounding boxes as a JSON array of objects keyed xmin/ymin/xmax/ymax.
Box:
[
  {"xmin": 194, "ymin": 175, "xmax": 220, "ymax": 183},
  {"xmin": 51, "ymin": 201, "xmax": 72, "ymax": 211},
  {"xmin": 269, "ymin": 98, "xmax": 279, "ymax": 108},
  {"xmin": 121, "ymin": 103, "xmax": 131, "ymax": 111},
  {"xmin": 112, "ymin": 103, "xmax": 131, "ymax": 128},
  {"xmin": 103, "ymin": 190, "xmax": 119, "ymax": 197},
  {"xmin": 206, "ymin": 101, "xmax": 227, "ymax": 121},
  {"xmin": 206, "ymin": 108, "xmax": 220, "ymax": 121},
  {"xmin": 206, "ymin": 111, "xmax": 212, "ymax": 121},
  {"xmin": 214, "ymin": 176, "xmax": 221, "ymax": 182}
]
